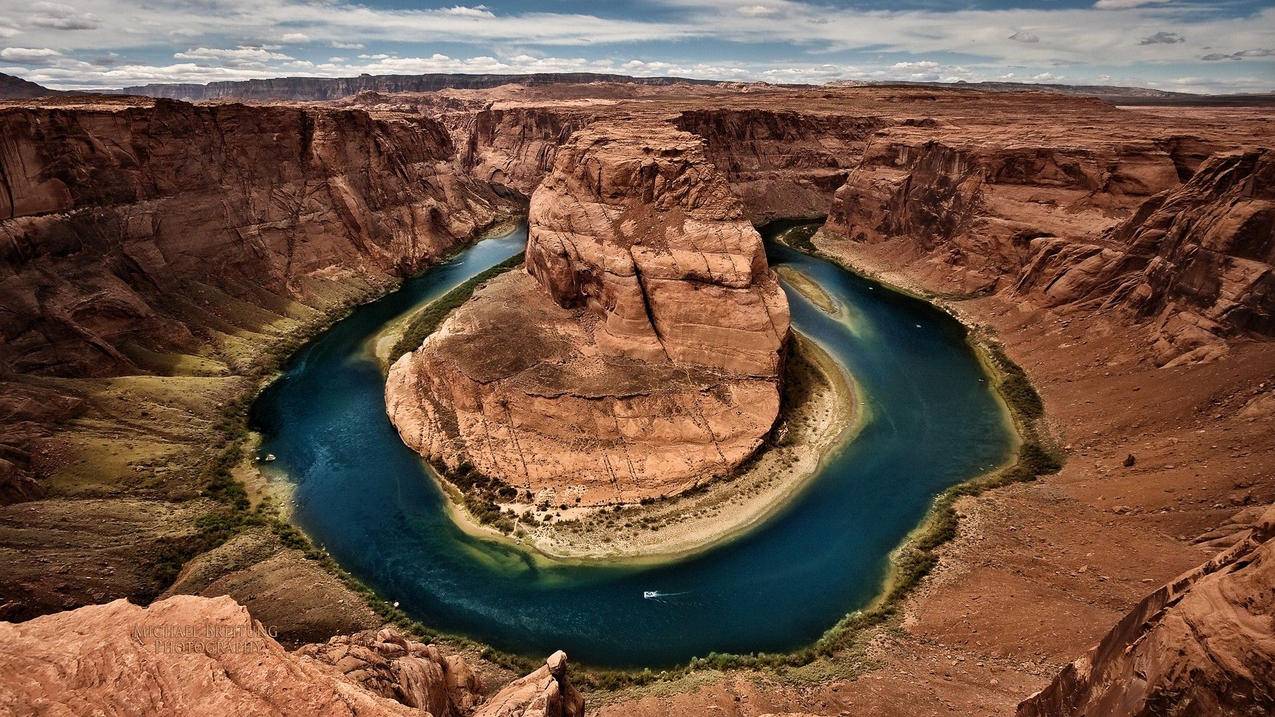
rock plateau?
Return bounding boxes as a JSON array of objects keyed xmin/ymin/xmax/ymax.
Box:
[
  {"xmin": 387, "ymin": 119, "xmax": 790, "ymax": 504},
  {"xmin": 1018, "ymin": 506, "xmax": 1275, "ymax": 717}
]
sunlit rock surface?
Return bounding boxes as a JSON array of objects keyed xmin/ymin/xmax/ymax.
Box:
[{"xmin": 387, "ymin": 119, "xmax": 789, "ymax": 503}]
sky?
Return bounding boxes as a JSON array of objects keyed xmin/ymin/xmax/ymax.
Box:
[{"xmin": 0, "ymin": 0, "xmax": 1273, "ymax": 93}]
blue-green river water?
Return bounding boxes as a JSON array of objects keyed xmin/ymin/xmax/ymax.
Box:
[{"xmin": 250, "ymin": 224, "xmax": 1015, "ymax": 668}]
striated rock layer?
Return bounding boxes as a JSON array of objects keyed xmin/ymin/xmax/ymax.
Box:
[
  {"xmin": 299, "ymin": 627, "xmax": 484, "ymax": 717},
  {"xmin": 0, "ymin": 95, "xmax": 515, "ymax": 619},
  {"xmin": 0, "ymin": 594, "xmax": 583, "ymax": 717},
  {"xmin": 1017, "ymin": 506, "xmax": 1275, "ymax": 717},
  {"xmin": 672, "ymin": 108, "xmax": 888, "ymax": 224},
  {"xmin": 823, "ymin": 135, "xmax": 1272, "ymax": 366},
  {"xmin": 1014, "ymin": 148, "xmax": 1274, "ymax": 365},
  {"xmin": 524, "ymin": 120, "xmax": 789, "ymax": 375},
  {"xmin": 0, "ymin": 595, "xmax": 422, "ymax": 716},
  {"xmin": 387, "ymin": 119, "xmax": 789, "ymax": 503},
  {"xmin": 0, "ymin": 97, "xmax": 509, "ymax": 378}
]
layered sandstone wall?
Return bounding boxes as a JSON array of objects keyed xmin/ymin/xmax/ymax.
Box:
[
  {"xmin": 671, "ymin": 109, "xmax": 889, "ymax": 223},
  {"xmin": 824, "ymin": 137, "xmax": 1181, "ymax": 285},
  {"xmin": 0, "ymin": 97, "xmax": 515, "ymax": 621},
  {"xmin": 453, "ymin": 107, "xmax": 588, "ymax": 197},
  {"xmin": 524, "ymin": 120, "xmax": 789, "ymax": 375},
  {"xmin": 1014, "ymin": 148, "xmax": 1274, "ymax": 364},
  {"xmin": 0, "ymin": 98, "xmax": 511, "ymax": 378},
  {"xmin": 1017, "ymin": 506, "xmax": 1275, "ymax": 717},
  {"xmin": 822, "ymin": 132, "xmax": 1271, "ymax": 364},
  {"xmin": 387, "ymin": 119, "xmax": 789, "ymax": 504}
]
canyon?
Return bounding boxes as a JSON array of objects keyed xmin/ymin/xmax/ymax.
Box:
[{"xmin": 0, "ymin": 78, "xmax": 1272, "ymax": 715}]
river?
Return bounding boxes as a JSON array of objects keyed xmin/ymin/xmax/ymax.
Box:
[{"xmin": 250, "ymin": 223, "xmax": 1015, "ymax": 668}]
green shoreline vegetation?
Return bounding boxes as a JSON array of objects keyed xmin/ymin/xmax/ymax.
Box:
[
  {"xmin": 387, "ymin": 252, "xmax": 527, "ymax": 364},
  {"xmin": 184, "ymin": 218, "xmax": 1062, "ymax": 693}
]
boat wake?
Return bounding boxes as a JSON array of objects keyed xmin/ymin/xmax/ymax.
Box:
[{"xmin": 642, "ymin": 590, "xmax": 690, "ymax": 603}]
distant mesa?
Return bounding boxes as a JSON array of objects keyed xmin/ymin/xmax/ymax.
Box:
[{"xmin": 0, "ymin": 72, "xmax": 57, "ymax": 100}]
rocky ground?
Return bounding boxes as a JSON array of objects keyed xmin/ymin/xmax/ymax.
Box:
[
  {"xmin": 0, "ymin": 593, "xmax": 583, "ymax": 717},
  {"xmin": 0, "ymin": 82, "xmax": 1272, "ymax": 715}
]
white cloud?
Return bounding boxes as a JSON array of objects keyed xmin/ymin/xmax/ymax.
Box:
[
  {"xmin": 331, "ymin": 41, "xmax": 363, "ymax": 49},
  {"xmin": 27, "ymin": 2, "xmax": 100, "ymax": 31},
  {"xmin": 891, "ymin": 61, "xmax": 940, "ymax": 71},
  {"xmin": 174, "ymin": 45, "xmax": 291, "ymax": 60},
  {"xmin": 173, "ymin": 46, "xmax": 294, "ymax": 66},
  {"xmin": 737, "ymin": 5, "xmax": 778, "ymax": 17},
  {"xmin": 440, "ymin": 5, "xmax": 494, "ymax": 18},
  {"xmin": 1009, "ymin": 30, "xmax": 1039, "ymax": 44},
  {"xmin": 2, "ymin": 0, "xmax": 705, "ymax": 49},
  {"xmin": 1, "ymin": 46, "xmax": 62, "ymax": 63},
  {"xmin": 279, "ymin": 32, "xmax": 309, "ymax": 43},
  {"xmin": 1093, "ymin": 0, "xmax": 1172, "ymax": 9}
]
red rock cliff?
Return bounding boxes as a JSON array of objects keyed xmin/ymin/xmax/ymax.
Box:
[
  {"xmin": 1017, "ymin": 506, "xmax": 1275, "ymax": 717},
  {"xmin": 672, "ymin": 108, "xmax": 889, "ymax": 223},
  {"xmin": 1014, "ymin": 148, "xmax": 1274, "ymax": 364},
  {"xmin": 0, "ymin": 594, "xmax": 584, "ymax": 717},
  {"xmin": 386, "ymin": 118, "xmax": 789, "ymax": 504},
  {"xmin": 0, "ymin": 98, "xmax": 511, "ymax": 378},
  {"xmin": 822, "ymin": 131, "xmax": 1272, "ymax": 365}
]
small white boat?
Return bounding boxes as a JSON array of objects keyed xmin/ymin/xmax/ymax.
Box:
[
  {"xmin": 264, "ymin": 453, "xmax": 277, "ymax": 462},
  {"xmin": 643, "ymin": 591, "xmax": 659, "ymax": 599}
]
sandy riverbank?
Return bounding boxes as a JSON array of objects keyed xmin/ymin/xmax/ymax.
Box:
[
  {"xmin": 435, "ymin": 332, "xmax": 861, "ymax": 563},
  {"xmin": 775, "ymin": 265, "xmax": 837, "ymax": 313}
]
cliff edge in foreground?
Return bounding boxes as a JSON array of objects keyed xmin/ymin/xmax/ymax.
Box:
[
  {"xmin": 0, "ymin": 594, "xmax": 583, "ymax": 717},
  {"xmin": 1018, "ymin": 506, "xmax": 1275, "ymax": 717}
]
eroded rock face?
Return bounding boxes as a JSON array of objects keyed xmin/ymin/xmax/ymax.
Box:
[
  {"xmin": 298, "ymin": 627, "xmax": 484, "ymax": 717},
  {"xmin": 455, "ymin": 107, "xmax": 587, "ymax": 196},
  {"xmin": 0, "ymin": 381, "xmax": 81, "ymax": 505},
  {"xmin": 0, "ymin": 595, "xmax": 420, "ymax": 716},
  {"xmin": 525, "ymin": 120, "xmax": 789, "ymax": 375},
  {"xmin": 672, "ymin": 109, "xmax": 889, "ymax": 224},
  {"xmin": 473, "ymin": 650, "xmax": 584, "ymax": 717},
  {"xmin": 0, "ymin": 98, "xmax": 510, "ymax": 378},
  {"xmin": 824, "ymin": 137, "xmax": 1182, "ymax": 291},
  {"xmin": 1017, "ymin": 506, "xmax": 1275, "ymax": 717},
  {"xmin": 0, "ymin": 594, "xmax": 583, "ymax": 717},
  {"xmin": 1014, "ymin": 148, "xmax": 1274, "ymax": 365},
  {"xmin": 387, "ymin": 119, "xmax": 789, "ymax": 503},
  {"xmin": 822, "ymin": 134, "xmax": 1272, "ymax": 365}
]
